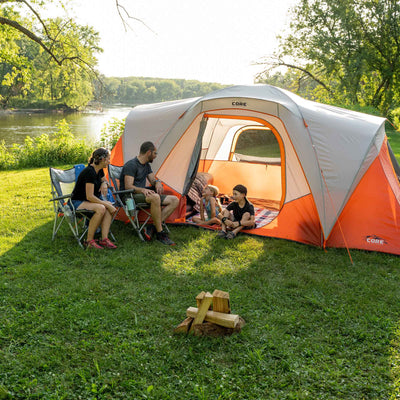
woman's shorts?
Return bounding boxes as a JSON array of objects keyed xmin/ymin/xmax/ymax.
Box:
[{"xmin": 71, "ymin": 199, "xmax": 84, "ymax": 210}]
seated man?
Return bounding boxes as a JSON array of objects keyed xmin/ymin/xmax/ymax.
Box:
[{"xmin": 120, "ymin": 141, "xmax": 179, "ymax": 245}]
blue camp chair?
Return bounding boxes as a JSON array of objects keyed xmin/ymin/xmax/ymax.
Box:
[{"xmin": 49, "ymin": 164, "xmax": 115, "ymax": 248}]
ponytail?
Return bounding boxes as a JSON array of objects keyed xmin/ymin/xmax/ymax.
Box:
[{"xmin": 89, "ymin": 147, "xmax": 110, "ymax": 165}]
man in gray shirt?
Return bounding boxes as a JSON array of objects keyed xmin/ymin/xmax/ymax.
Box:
[{"xmin": 120, "ymin": 141, "xmax": 179, "ymax": 245}]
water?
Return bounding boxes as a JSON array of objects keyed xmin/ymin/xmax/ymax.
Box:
[{"xmin": 0, "ymin": 106, "xmax": 132, "ymax": 146}]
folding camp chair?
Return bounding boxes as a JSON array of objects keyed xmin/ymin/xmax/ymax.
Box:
[
  {"xmin": 108, "ymin": 164, "xmax": 168, "ymax": 241},
  {"xmin": 49, "ymin": 165, "xmax": 115, "ymax": 248}
]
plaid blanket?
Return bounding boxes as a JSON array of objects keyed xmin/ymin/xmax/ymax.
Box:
[
  {"xmin": 253, "ymin": 207, "xmax": 279, "ymax": 228},
  {"xmin": 187, "ymin": 206, "xmax": 278, "ymax": 229}
]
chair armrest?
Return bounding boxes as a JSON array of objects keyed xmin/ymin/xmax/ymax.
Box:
[
  {"xmin": 50, "ymin": 194, "xmax": 71, "ymax": 202},
  {"xmin": 113, "ymin": 189, "xmax": 136, "ymax": 196}
]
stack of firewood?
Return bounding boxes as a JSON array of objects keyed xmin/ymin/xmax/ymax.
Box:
[{"xmin": 174, "ymin": 290, "xmax": 245, "ymax": 337}]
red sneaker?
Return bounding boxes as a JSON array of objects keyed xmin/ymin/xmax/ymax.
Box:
[
  {"xmin": 98, "ymin": 238, "xmax": 117, "ymax": 249},
  {"xmin": 86, "ymin": 239, "xmax": 104, "ymax": 249}
]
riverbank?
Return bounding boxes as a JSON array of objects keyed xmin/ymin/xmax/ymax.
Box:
[{"xmin": 0, "ymin": 109, "xmax": 68, "ymax": 115}]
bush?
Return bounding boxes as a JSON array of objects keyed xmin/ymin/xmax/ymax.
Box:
[
  {"xmin": 389, "ymin": 107, "xmax": 400, "ymax": 130},
  {"xmin": 99, "ymin": 117, "xmax": 125, "ymax": 149},
  {"xmin": 0, "ymin": 119, "xmax": 94, "ymax": 170}
]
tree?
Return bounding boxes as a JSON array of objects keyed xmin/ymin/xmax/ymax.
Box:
[
  {"xmin": 0, "ymin": 0, "xmax": 145, "ymax": 109},
  {"xmin": 0, "ymin": 0, "xmax": 140, "ymax": 67},
  {"xmin": 259, "ymin": 0, "xmax": 400, "ymax": 112},
  {"xmin": 0, "ymin": 0, "xmax": 103, "ymax": 108}
]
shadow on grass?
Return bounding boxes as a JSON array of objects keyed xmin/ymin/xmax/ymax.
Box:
[{"xmin": 1, "ymin": 221, "xmax": 400, "ymax": 399}]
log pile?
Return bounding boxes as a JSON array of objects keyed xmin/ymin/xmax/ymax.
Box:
[{"xmin": 174, "ymin": 290, "xmax": 245, "ymax": 337}]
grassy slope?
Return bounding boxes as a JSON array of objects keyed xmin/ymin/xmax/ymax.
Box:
[{"xmin": 0, "ymin": 167, "xmax": 400, "ymax": 399}]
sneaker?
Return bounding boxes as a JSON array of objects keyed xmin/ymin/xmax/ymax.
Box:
[
  {"xmin": 156, "ymin": 230, "xmax": 175, "ymax": 246},
  {"xmin": 85, "ymin": 239, "xmax": 103, "ymax": 249},
  {"xmin": 98, "ymin": 238, "xmax": 117, "ymax": 249},
  {"xmin": 144, "ymin": 224, "xmax": 156, "ymax": 241},
  {"xmin": 225, "ymin": 231, "xmax": 236, "ymax": 239},
  {"xmin": 217, "ymin": 230, "xmax": 227, "ymax": 238}
]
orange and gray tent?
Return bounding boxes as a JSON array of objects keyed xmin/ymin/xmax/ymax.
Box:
[{"xmin": 111, "ymin": 84, "xmax": 400, "ymax": 255}]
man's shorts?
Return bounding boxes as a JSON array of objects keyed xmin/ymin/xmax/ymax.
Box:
[{"xmin": 132, "ymin": 187, "xmax": 167, "ymax": 205}]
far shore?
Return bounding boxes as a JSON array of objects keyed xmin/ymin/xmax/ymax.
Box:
[{"xmin": 0, "ymin": 108, "xmax": 75, "ymax": 116}]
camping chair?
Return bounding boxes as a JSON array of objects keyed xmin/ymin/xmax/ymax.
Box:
[
  {"xmin": 49, "ymin": 165, "xmax": 115, "ymax": 248},
  {"xmin": 108, "ymin": 164, "xmax": 168, "ymax": 241}
]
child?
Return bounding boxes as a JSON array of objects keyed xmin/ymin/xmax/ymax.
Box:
[
  {"xmin": 192, "ymin": 185, "xmax": 222, "ymax": 226},
  {"xmin": 100, "ymin": 181, "xmax": 116, "ymax": 204},
  {"xmin": 217, "ymin": 184, "xmax": 255, "ymax": 239}
]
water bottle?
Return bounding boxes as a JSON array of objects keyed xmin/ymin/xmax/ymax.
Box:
[{"xmin": 126, "ymin": 198, "xmax": 135, "ymax": 215}]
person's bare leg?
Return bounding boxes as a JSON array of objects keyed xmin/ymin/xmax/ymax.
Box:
[
  {"xmin": 146, "ymin": 193, "xmax": 162, "ymax": 232},
  {"xmin": 101, "ymin": 209, "xmax": 114, "ymax": 239},
  {"xmin": 78, "ymin": 202, "xmax": 105, "ymax": 241},
  {"xmin": 160, "ymin": 195, "xmax": 179, "ymax": 222}
]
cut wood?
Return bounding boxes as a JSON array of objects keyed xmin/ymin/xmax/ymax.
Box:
[
  {"xmin": 196, "ymin": 291, "xmax": 206, "ymax": 307},
  {"xmin": 186, "ymin": 307, "xmax": 239, "ymax": 328},
  {"xmin": 190, "ymin": 292, "xmax": 213, "ymax": 331},
  {"xmin": 212, "ymin": 289, "xmax": 230, "ymax": 313},
  {"xmin": 173, "ymin": 317, "xmax": 193, "ymax": 334}
]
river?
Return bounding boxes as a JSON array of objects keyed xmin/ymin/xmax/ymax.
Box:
[{"xmin": 0, "ymin": 106, "xmax": 132, "ymax": 146}]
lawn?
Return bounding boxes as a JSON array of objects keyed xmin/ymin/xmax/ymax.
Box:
[{"xmin": 1, "ymin": 167, "xmax": 400, "ymax": 399}]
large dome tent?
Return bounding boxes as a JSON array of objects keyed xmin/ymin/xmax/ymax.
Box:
[{"xmin": 110, "ymin": 84, "xmax": 400, "ymax": 255}]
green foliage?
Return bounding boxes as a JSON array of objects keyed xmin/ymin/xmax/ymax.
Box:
[
  {"xmin": 96, "ymin": 77, "xmax": 227, "ymax": 105},
  {"xmin": 1, "ymin": 167, "xmax": 400, "ymax": 398},
  {"xmin": 389, "ymin": 108, "xmax": 400, "ymax": 131},
  {"xmin": 0, "ymin": 1, "xmax": 102, "ymax": 110},
  {"xmin": 99, "ymin": 117, "xmax": 125, "ymax": 149},
  {"xmin": 261, "ymin": 0, "xmax": 400, "ymax": 114},
  {"xmin": 0, "ymin": 119, "xmax": 93, "ymax": 169}
]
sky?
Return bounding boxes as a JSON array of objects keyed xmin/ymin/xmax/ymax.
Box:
[{"xmin": 66, "ymin": 0, "xmax": 296, "ymax": 85}]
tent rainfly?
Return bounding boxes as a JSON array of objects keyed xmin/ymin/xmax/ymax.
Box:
[{"xmin": 110, "ymin": 84, "xmax": 400, "ymax": 255}]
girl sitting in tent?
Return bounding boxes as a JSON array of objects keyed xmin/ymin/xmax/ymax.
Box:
[
  {"xmin": 192, "ymin": 185, "xmax": 222, "ymax": 226},
  {"xmin": 218, "ymin": 184, "xmax": 255, "ymax": 239}
]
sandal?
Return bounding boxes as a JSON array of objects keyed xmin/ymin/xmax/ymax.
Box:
[
  {"xmin": 85, "ymin": 239, "xmax": 104, "ymax": 249},
  {"xmin": 98, "ymin": 238, "xmax": 117, "ymax": 249}
]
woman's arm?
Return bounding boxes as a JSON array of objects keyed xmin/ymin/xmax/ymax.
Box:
[{"xmin": 85, "ymin": 183, "xmax": 115, "ymax": 212}]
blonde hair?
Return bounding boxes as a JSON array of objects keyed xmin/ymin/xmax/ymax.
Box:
[
  {"xmin": 207, "ymin": 185, "xmax": 219, "ymax": 197},
  {"xmin": 207, "ymin": 185, "xmax": 222, "ymax": 213}
]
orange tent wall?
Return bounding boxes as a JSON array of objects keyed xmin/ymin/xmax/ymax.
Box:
[
  {"xmin": 326, "ymin": 141, "xmax": 400, "ymax": 255},
  {"xmin": 246, "ymin": 194, "xmax": 322, "ymax": 246},
  {"xmin": 110, "ymin": 136, "xmax": 124, "ymax": 166}
]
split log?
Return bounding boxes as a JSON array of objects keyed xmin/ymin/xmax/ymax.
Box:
[
  {"xmin": 173, "ymin": 317, "xmax": 193, "ymax": 334},
  {"xmin": 187, "ymin": 307, "xmax": 239, "ymax": 328},
  {"xmin": 190, "ymin": 292, "xmax": 213, "ymax": 332},
  {"xmin": 196, "ymin": 291, "xmax": 206, "ymax": 307},
  {"xmin": 212, "ymin": 289, "xmax": 230, "ymax": 313}
]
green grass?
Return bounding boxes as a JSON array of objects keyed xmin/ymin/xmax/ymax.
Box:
[{"xmin": 1, "ymin": 167, "xmax": 400, "ymax": 399}]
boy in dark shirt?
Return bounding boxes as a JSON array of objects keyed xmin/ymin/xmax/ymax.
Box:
[{"xmin": 218, "ymin": 184, "xmax": 255, "ymax": 239}]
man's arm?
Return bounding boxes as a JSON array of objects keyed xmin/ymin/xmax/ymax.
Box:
[
  {"xmin": 124, "ymin": 175, "xmax": 158, "ymax": 197},
  {"xmin": 147, "ymin": 172, "xmax": 163, "ymax": 194},
  {"xmin": 124, "ymin": 175, "xmax": 145, "ymax": 194}
]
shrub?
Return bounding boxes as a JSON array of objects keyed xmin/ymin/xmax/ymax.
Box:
[
  {"xmin": 99, "ymin": 117, "xmax": 125, "ymax": 149},
  {"xmin": 0, "ymin": 119, "xmax": 94, "ymax": 170}
]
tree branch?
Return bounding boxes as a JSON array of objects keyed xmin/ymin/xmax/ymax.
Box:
[
  {"xmin": 256, "ymin": 57, "xmax": 333, "ymax": 95},
  {"xmin": 115, "ymin": 0, "xmax": 155, "ymax": 34},
  {"xmin": 21, "ymin": 0, "xmax": 52, "ymax": 39},
  {"xmin": 0, "ymin": 16, "xmax": 63, "ymax": 65}
]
